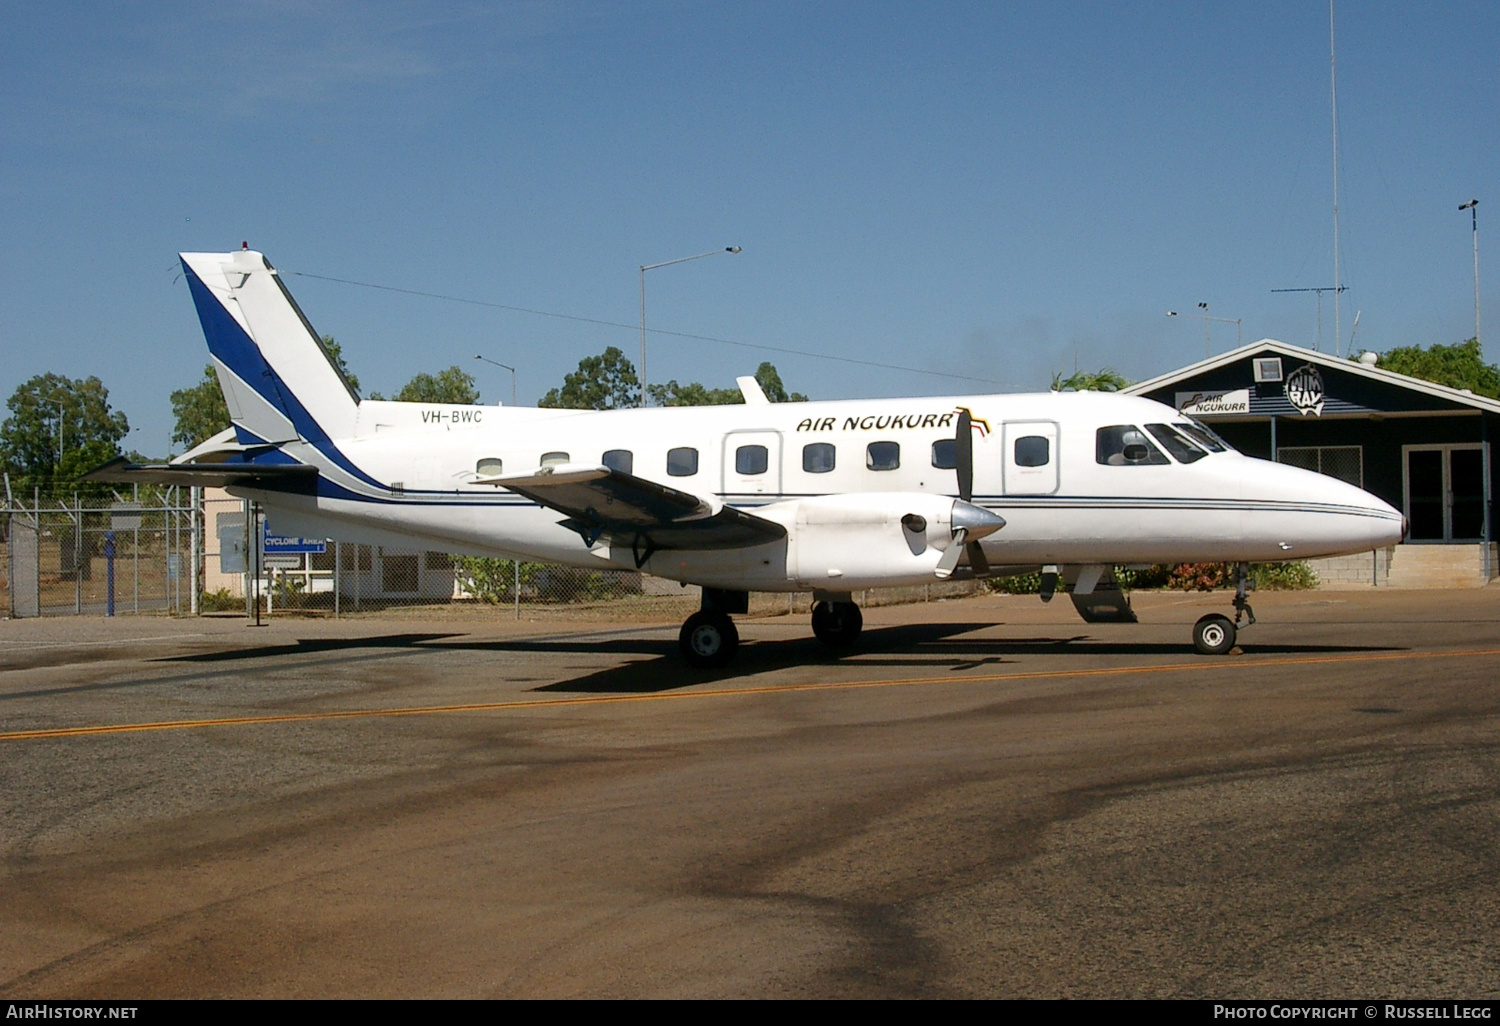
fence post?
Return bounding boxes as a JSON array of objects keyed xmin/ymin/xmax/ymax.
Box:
[
  {"xmin": 73, "ymin": 492, "xmax": 82, "ymax": 614},
  {"xmin": 190, "ymin": 485, "xmax": 201, "ymax": 615}
]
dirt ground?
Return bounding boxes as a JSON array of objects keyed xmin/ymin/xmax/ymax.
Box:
[{"xmin": 2, "ymin": 589, "xmax": 1497, "ymax": 998}]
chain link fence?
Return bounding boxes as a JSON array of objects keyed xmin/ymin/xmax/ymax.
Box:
[
  {"xmin": 7, "ymin": 487, "xmax": 983, "ymax": 620},
  {"xmin": 3, "ymin": 486, "xmax": 197, "ymax": 617}
]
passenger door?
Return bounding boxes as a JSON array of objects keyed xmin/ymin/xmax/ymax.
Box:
[
  {"xmin": 721, "ymin": 430, "xmax": 783, "ymax": 497},
  {"xmin": 1002, "ymin": 421, "xmax": 1060, "ymax": 495}
]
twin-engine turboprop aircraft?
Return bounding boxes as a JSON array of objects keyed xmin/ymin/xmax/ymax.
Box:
[{"xmin": 92, "ymin": 248, "xmax": 1406, "ymax": 665}]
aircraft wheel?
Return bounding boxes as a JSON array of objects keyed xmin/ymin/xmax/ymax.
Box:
[
  {"xmin": 679, "ymin": 611, "xmax": 739, "ymax": 668},
  {"xmin": 811, "ymin": 601, "xmax": 863, "ymax": 647},
  {"xmin": 1193, "ymin": 613, "xmax": 1237, "ymax": 656}
]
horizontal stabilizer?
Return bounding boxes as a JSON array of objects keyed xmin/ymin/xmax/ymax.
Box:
[{"xmin": 82, "ymin": 456, "xmax": 318, "ymax": 492}]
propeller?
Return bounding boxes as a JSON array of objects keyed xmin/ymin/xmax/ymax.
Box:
[{"xmin": 937, "ymin": 409, "xmax": 1001, "ymax": 579}]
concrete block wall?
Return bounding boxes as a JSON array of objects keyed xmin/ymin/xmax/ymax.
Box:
[
  {"xmin": 1304, "ymin": 547, "xmax": 1391, "ymax": 590},
  {"xmin": 1305, "ymin": 544, "xmax": 1498, "ymax": 589}
]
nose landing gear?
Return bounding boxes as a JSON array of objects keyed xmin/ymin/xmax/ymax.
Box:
[{"xmin": 1192, "ymin": 561, "xmax": 1256, "ymax": 655}]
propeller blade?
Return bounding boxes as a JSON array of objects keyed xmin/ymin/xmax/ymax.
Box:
[
  {"xmin": 966, "ymin": 539, "xmax": 990, "ymax": 577},
  {"xmin": 955, "ymin": 408, "xmax": 973, "ymax": 502},
  {"xmin": 934, "ymin": 527, "xmax": 967, "ymax": 579}
]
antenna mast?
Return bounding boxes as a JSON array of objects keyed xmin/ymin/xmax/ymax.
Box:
[{"xmin": 1330, "ymin": 0, "xmax": 1343, "ymax": 356}]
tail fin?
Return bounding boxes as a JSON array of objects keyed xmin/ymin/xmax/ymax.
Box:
[{"xmin": 180, "ymin": 250, "xmax": 359, "ymax": 448}]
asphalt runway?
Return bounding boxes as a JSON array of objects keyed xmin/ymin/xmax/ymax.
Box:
[{"xmin": 2, "ymin": 589, "xmax": 1497, "ymax": 998}]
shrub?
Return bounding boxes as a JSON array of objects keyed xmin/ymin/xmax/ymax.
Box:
[{"xmin": 200, "ymin": 587, "xmax": 238, "ymax": 612}]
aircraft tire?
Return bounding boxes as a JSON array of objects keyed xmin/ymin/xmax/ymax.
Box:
[
  {"xmin": 679, "ymin": 611, "xmax": 739, "ymax": 668},
  {"xmin": 811, "ymin": 601, "xmax": 863, "ymax": 647},
  {"xmin": 1193, "ymin": 613, "xmax": 1236, "ymax": 655}
]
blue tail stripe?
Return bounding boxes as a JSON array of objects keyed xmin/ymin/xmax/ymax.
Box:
[{"xmin": 183, "ymin": 259, "xmax": 386, "ymax": 491}]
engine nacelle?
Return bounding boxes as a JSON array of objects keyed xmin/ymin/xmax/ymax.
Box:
[{"xmin": 762, "ymin": 491, "xmax": 964, "ymax": 590}]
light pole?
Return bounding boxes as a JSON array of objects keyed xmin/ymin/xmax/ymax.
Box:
[
  {"xmin": 1461, "ymin": 199, "xmax": 1480, "ymax": 349},
  {"xmin": 639, "ymin": 246, "xmax": 741, "ymax": 407},
  {"xmin": 473, "ymin": 354, "xmax": 517, "ymax": 407},
  {"xmin": 47, "ymin": 398, "xmax": 66, "ymax": 465},
  {"xmin": 1167, "ymin": 305, "xmax": 1242, "ymax": 358}
]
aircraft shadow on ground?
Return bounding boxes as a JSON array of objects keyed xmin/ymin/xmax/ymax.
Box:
[
  {"xmin": 522, "ymin": 623, "xmax": 1406, "ymax": 695},
  {"xmin": 146, "ymin": 624, "xmax": 1405, "ymax": 697},
  {"xmin": 160, "ymin": 633, "xmax": 469, "ymax": 662}
]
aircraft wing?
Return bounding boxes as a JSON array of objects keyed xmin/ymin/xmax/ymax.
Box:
[
  {"xmin": 82, "ymin": 455, "xmax": 319, "ymax": 492},
  {"xmin": 480, "ymin": 464, "xmax": 786, "ymax": 557}
]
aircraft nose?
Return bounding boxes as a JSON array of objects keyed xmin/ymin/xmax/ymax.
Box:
[{"xmin": 1255, "ymin": 459, "xmax": 1405, "ymax": 556}]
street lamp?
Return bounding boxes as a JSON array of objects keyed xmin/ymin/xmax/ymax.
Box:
[
  {"xmin": 1461, "ymin": 199, "xmax": 1480, "ymax": 349},
  {"xmin": 639, "ymin": 246, "xmax": 742, "ymax": 407},
  {"xmin": 473, "ymin": 354, "xmax": 518, "ymax": 407},
  {"xmin": 1166, "ymin": 305, "xmax": 1242, "ymax": 358}
]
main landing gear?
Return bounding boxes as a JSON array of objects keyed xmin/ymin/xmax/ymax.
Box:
[
  {"xmin": 677, "ymin": 589, "xmax": 868, "ymax": 668},
  {"xmin": 1192, "ymin": 561, "xmax": 1257, "ymax": 655},
  {"xmin": 678, "ymin": 587, "xmax": 747, "ymax": 668},
  {"xmin": 811, "ymin": 596, "xmax": 863, "ymax": 648}
]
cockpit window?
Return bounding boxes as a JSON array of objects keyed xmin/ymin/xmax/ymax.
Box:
[
  {"xmin": 1174, "ymin": 420, "xmax": 1231, "ymax": 453},
  {"xmin": 1146, "ymin": 424, "xmax": 1207, "ymax": 464},
  {"xmin": 1096, "ymin": 425, "xmax": 1169, "ymax": 466}
]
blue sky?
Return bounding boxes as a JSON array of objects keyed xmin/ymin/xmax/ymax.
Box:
[{"xmin": 2, "ymin": 1, "xmax": 1496, "ymax": 457}]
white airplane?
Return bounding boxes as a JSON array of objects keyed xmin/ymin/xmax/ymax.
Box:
[{"xmin": 93, "ymin": 248, "xmax": 1406, "ymax": 665}]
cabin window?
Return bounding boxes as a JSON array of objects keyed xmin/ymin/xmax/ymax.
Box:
[
  {"xmin": 1096, "ymin": 426, "xmax": 1168, "ymax": 466},
  {"xmin": 602, "ymin": 449, "xmax": 633, "ymax": 474},
  {"xmin": 540, "ymin": 451, "xmax": 570, "ymax": 467},
  {"xmin": 1014, "ymin": 435, "xmax": 1050, "ymax": 467},
  {"xmin": 736, "ymin": 444, "xmax": 769, "ymax": 475},
  {"xmin": 475, "ymin": 457, "xmax": 503, "ymax": 477},
  {"xmin": 1146, "ymin": 424, "xmax": 1207, "ymax": 464},
  {"xmin": 803, "ymin": 442, "xmax": 836, "ymax": 474},
  {"xmin": 931, "ymin": 439, "xmax": 957, "ymax": 469},
  {"xmin": 667, "ymin": 447, "xmax": 699, "ymax": 476},
  {"xmin": 866, "ymin": 441, "xmax": 900, "ymax": 471}
]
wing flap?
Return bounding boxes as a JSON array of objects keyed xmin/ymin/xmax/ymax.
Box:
[{"xmin": 480, "ymin": 464, "xmax": 785, "ymax": 551}]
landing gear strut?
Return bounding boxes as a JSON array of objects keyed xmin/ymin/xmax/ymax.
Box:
[
  {"xmin": 811, "ymin": 595, "xmax": 863, "ymax": 648},
  {"xmin": 678, "ymin": 588, "xmax": 747, "ymax": 668},
  {"xmin": 1192, "ymin": 561, "xmax": 1256, "ymax": 655}
]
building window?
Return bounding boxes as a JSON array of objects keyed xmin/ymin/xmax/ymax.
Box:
[
  {"xmin": 1013, "ymin": 435, "xmax": 1050, "ymax": 467},
  {"xmin": 866, "ymin": 441, "xmax": 900, "ymax": 471},
  {"xmin": 736, "ymin": 444, "xmax": 769, "ymax": 475},
  {"xmin": 602, "ymin": 449, "xmax": 633, "ymax": 474},
  {"xmin": 931, "ymin": 439, "xmax": 957, "ymax": 469},
  {"xmin": 667, "ymin": 447, "xmax": 699, "ymax": 476},
  {"xmin": 1277, "ymin": 445, "xmax": 1363, "ymax": 488},
  {"xmin": 803, "ymin": 442, "xmax": 836, "ymax": 473}
]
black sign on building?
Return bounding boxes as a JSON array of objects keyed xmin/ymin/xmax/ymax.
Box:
[{"xmin": 1127, "ymin": 340, "xmax": 1496, "ymax": 550}]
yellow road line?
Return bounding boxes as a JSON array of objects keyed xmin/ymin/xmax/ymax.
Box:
[{"xmin": 5, "ymin": 646, "xmax": 1498, "ymax": 742}]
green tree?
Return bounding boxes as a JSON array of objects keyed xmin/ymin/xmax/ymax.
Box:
[
  {"xmin": 319, "ymin": 335, "xmax": 360, "ymax": 393},
  {"xmin": 647, "ymin": 361, "xmax": 807, "ymax": 406},
  {"xmin": 0, "ymin": 373, "xmax": 130, "ymax": 484},
  {"xmin": 751, "ymin": 361, "xmax": 809, "ymax": 403},
  {"xmin": 171, "ymin": 364, "xmax": 231, "ymax": 451},
  {"xmin": 539, "ymin": 346, "xmax": 641, "ymax": 410},
  {"xmin": 1051, "ymin": 367, "xmax": 1130, "ymax": 392},
  {"xmin": 1373, "ymin": 338, "xmax": 1500, "ymax": 399},
  {"xmin": 541, "ymin": 349, "xmax": 808, "ymax": 410},
  {"xmin": 394, "ymin": 366, "xmax": 480, "ymax": 404},
  {"xmin": 648, "ymin": 379, "xmax": 742, "ymax": 406}
]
